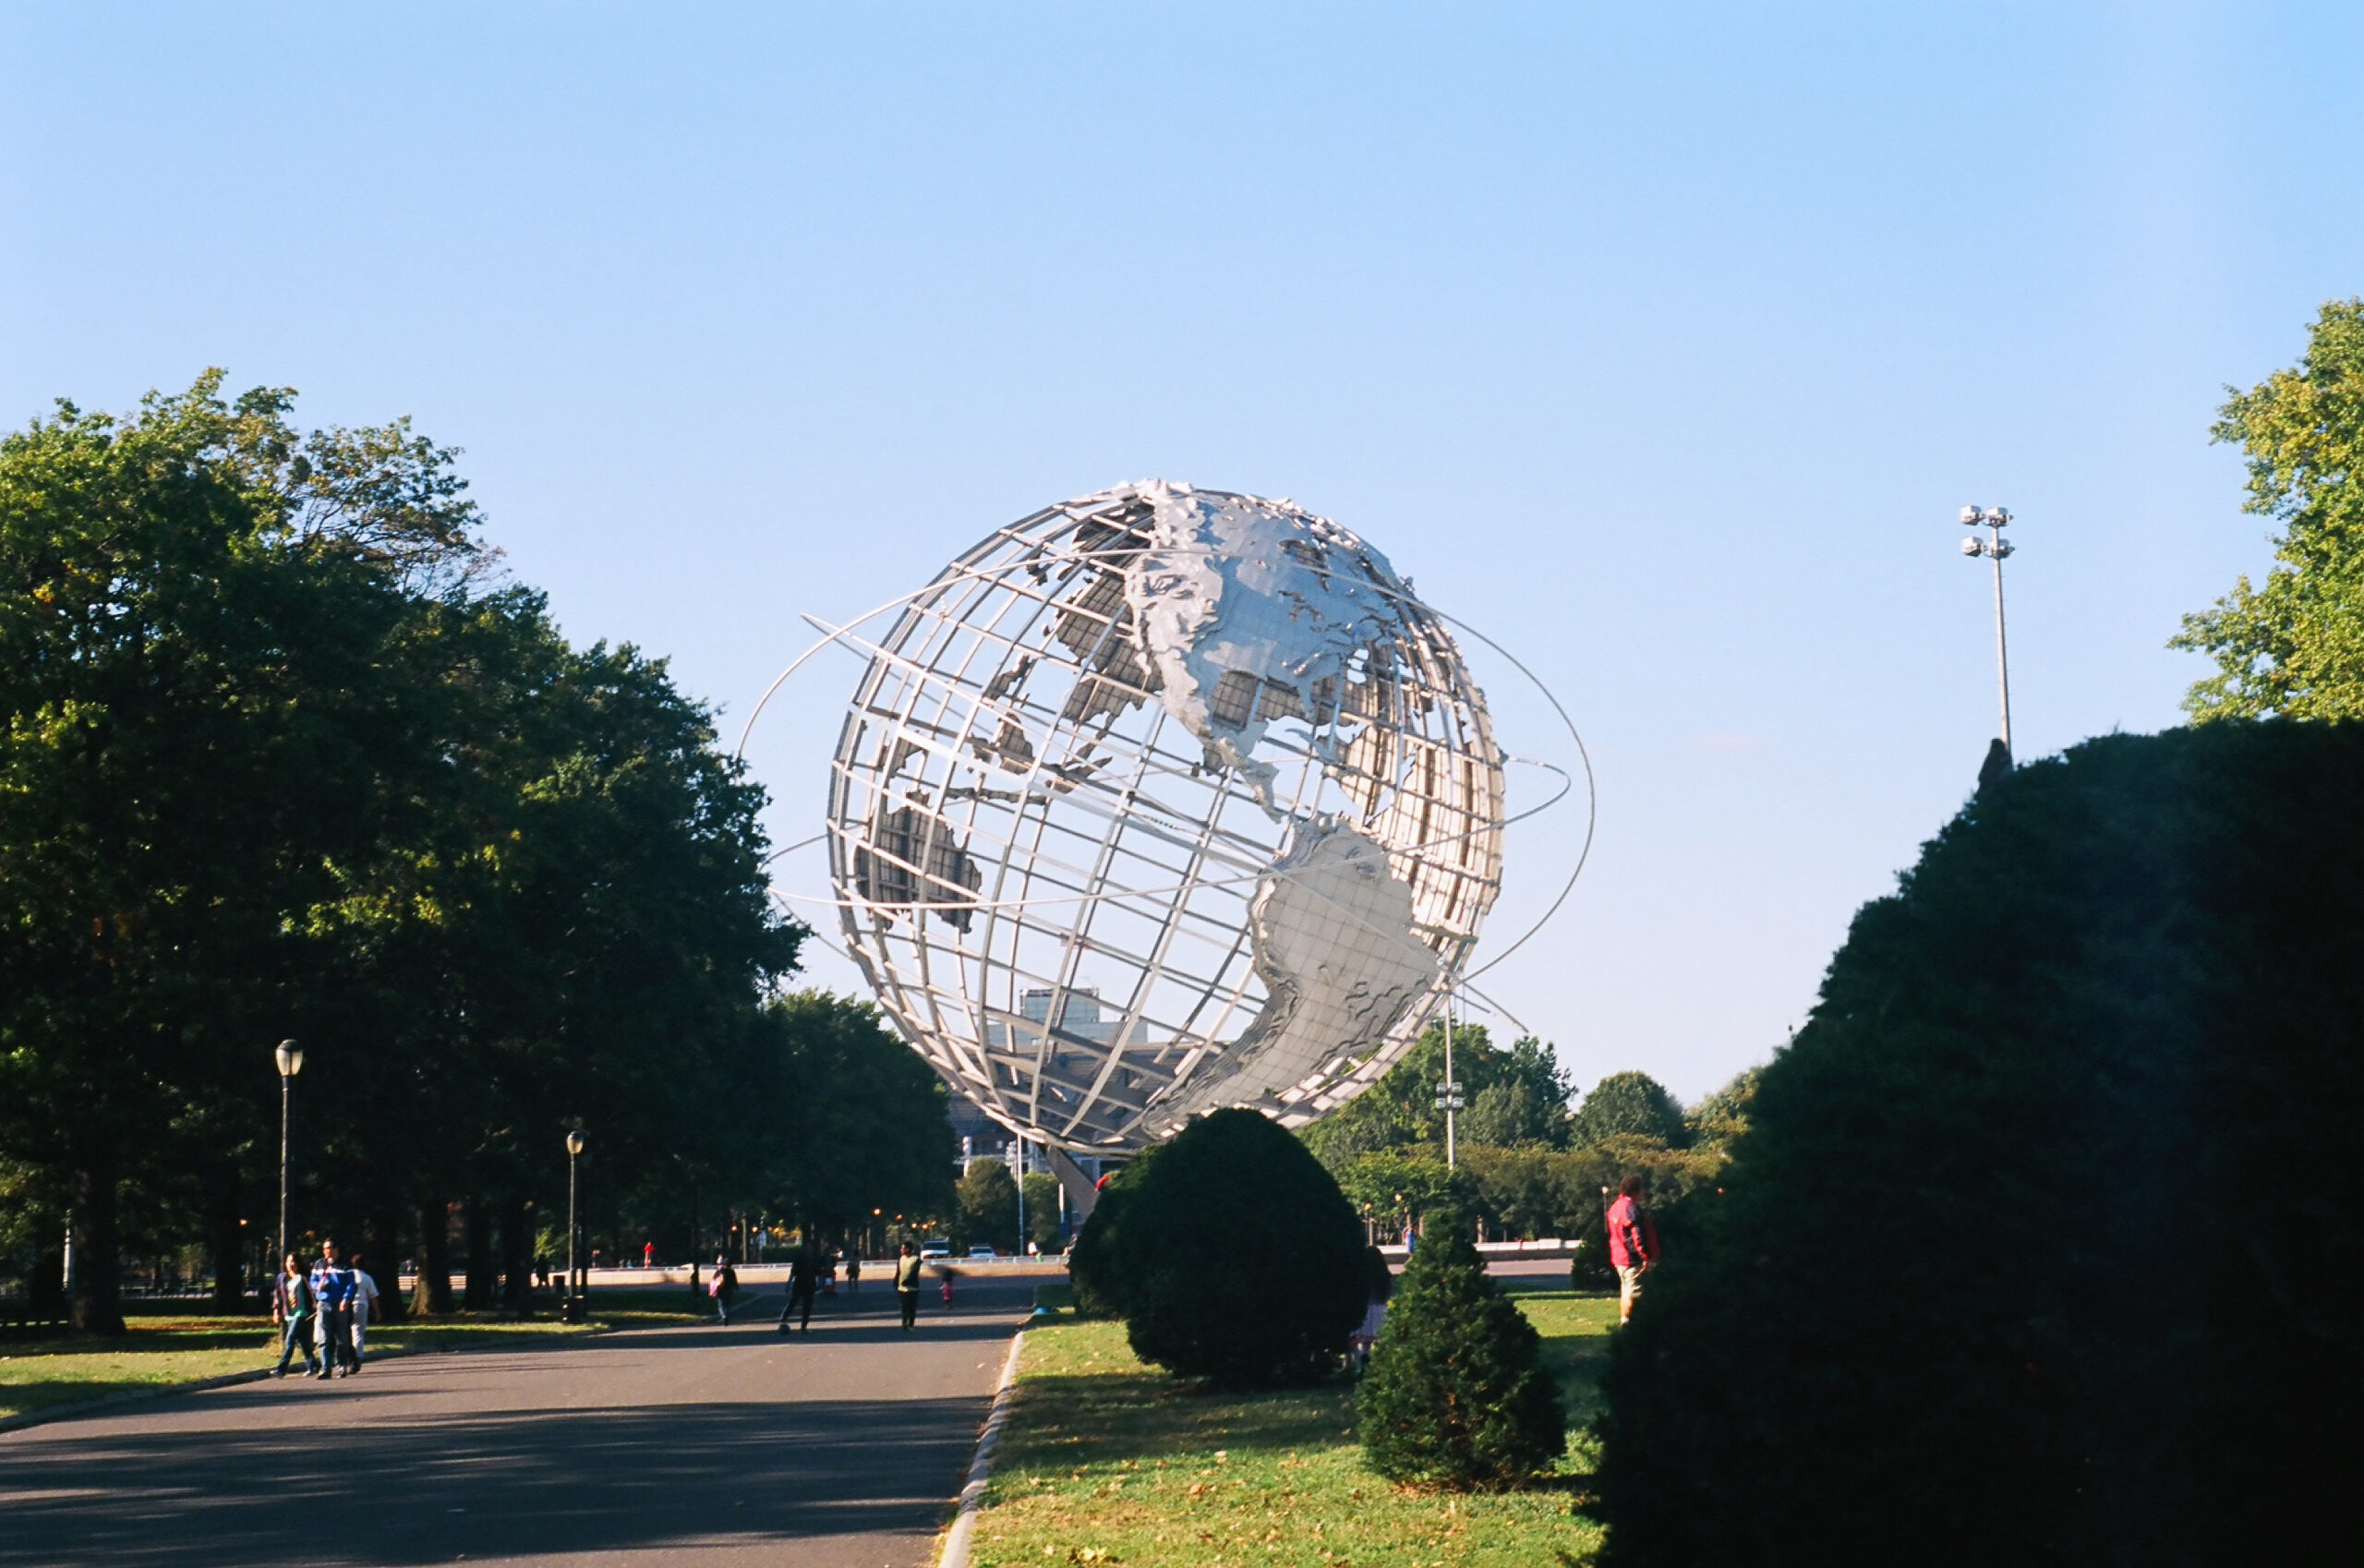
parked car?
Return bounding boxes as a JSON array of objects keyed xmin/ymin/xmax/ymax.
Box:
[
  {"xmin": 920, "ymin": 1239, "xmax": 952, "ymax": 1259},
  {"xmin": 968, "ymin": 1244, "xmax": 998, "ymax": 1260}
]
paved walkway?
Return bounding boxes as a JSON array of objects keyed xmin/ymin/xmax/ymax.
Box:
[{"xmin": 0, "ymin": 1276, "xmax": 1034, "ymax": 1567}]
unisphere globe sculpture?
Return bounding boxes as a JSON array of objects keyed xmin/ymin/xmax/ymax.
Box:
[{"xmin": 825, "ymin": 480, "xmax": 1505, "ymax": 1155}]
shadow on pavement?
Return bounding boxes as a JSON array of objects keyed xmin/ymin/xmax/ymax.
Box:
[
  {"xmin": 644, "ymin": 1276, "xmax": 1036, "ymax": 1350},
  {"xmin": 0, "ymin": 1393, "xmax": 988, "ymax": 1567}
]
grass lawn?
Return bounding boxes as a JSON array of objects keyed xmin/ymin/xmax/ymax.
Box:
[
  {"xmin": 0, "ymin": 1286, "xmax": 710, "ymax": 1423},
  {"xmin": 969, "ymin": 1285, "xmax": 1619, "ymax": 1567}
]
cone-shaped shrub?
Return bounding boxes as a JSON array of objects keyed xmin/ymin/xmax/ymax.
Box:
[
  {"xmin": 1109, "ymin": 1108, "xmax": 1367, "ymax": 1384},
  {"xmin": 1357, "ymin": 1214, "xmax": 1566, "ymax": 1488}
]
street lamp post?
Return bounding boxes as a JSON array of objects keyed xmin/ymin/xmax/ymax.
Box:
[
  {"xmin": 563, "ymin": 1130, "xmax": 585, "ymax": 1321},
  {"xmin": 273, "ymin": 1040, "xmax": 303, "ymax": 1274},
  {"xmin": 1960, "ymin": 506, "xmax": 2017, "ymax": 757}
]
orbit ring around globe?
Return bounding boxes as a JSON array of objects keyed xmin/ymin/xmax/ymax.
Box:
[{"xmin": 739, "ymin": 481, "xmax": 1594, "ymax": 1156}]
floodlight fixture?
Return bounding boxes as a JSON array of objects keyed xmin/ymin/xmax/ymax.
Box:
[{"xmin": 1956, "ymin": 502, "xmax": 2019, "ymax": 754}]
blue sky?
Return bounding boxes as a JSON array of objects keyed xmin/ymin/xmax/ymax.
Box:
[{"xmin": 6, "ymin": 6, "xmax": 2359, "ymax": 1099}]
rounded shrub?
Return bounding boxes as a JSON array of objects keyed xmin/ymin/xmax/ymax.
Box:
[
  {"xmin": 1067, "ymin": 1144, "xmax": 1161, "ymax": 1320},
  {"xmin": 1358, "ymin": 1212, "xmax": 1566, "ymax": 1488},
  {"xmin": 1593, "ymin": 724, "xmax": 2364, "ymax": 1566},
  {"xmin": 1104, "ymin": 1108, "xmax": 1367, "ymax": 1384}
]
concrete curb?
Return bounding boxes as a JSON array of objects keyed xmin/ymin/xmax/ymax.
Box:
[{"xmin": 939, "ymin": 1328, "xmax": 1028, "ymax": 1568}]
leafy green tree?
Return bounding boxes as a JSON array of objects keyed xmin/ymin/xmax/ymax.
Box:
[
  {"xmin": 743, "ymin": 992, "xmax": 953, "ymax": 1241},
  {"xmin": 1568, "ymin": 1071, "xmax": 1688, "ymax": 1149},
  {"xmin": 2174, "ymin": 298, "xmax": 2364, "ymax": 718},
  {"xmin": 1109, "ymin": 1109, "xmax": 1367, "ymax": 1385},
  {"xmin": 1303, "ymin": 1023, "xmax": 1574, "ymax": 1164},
  {"xmin": 1357, "ymin": 1212, "xmax": 1565, "ymax": 1489},
  {"xmin": 1332, "ymin": 1150, "xmax": 1473, "ymax": 1240},
  {"xmin": 1593, "ymin": 724, "xmax": 2364, "ymax": 1565},
  {"xmin": 0, "ymin": 374, "xmax": 804, "ymax": 1328},
  {"xmin": 0, "ymin": 377, "xmax": 482, "ymax": 1331},
  {"xmin": 953, "ymin": 1159, "xmax": 1019, "ymax": 1254},
  {"xmin": 1683, "ymin": 1067, "xmax": 1760, "ymax": 1147},
  {"xmin": 1021, "ymin": 1171, "xmax": 1062, "ymax": 1252}
]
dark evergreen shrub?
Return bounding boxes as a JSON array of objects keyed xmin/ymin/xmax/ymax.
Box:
[
  {"xmin": 1593, "ymin": 724, "xmax": 2364, "ymax": 1567},
  {"xmin": 1358, "ymin": 1212, "xmax": 1566, "ymax": 1488},
  {"xmin": 1066, "ymin": 1146, "xmax": 1159, "ymax": 1320},
  {"xmin": 1109, "ymin": 1108, "xmax": 1366, "ymax": 1384}
]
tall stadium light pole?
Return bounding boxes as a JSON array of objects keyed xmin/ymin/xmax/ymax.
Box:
[
  {"xmin": 1960, "ymin": 506, "xmax": 2017, "ymax": 755},
  {"xmin": 563, "ymin": 1130, "xmax": 585, "ymax": 1321},
  {"xmin": 273, "ymin": 1041, "xmax": 303, "ymax": 1271}
]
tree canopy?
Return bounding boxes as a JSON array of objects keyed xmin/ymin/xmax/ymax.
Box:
[
  {"xmin": 1299, "ymin": 1021, "xmax": 1574, "ymax": 1164},
  {"xmin": 2174, "ymin": 297, "xmax": 2364, "ymax": 719},
  {"xmin": 1567, "ymin": 1070, "xmax": 1689, "ymax": 1149},
  {"xmin": 0, "ymin": 375, "xmax": 958, "ymax": 1330}
]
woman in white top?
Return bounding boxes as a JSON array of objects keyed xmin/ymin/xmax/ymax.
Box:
[{"xmin": 348, "ymin": 1255, "xmax": 383, "ymax": 1365}]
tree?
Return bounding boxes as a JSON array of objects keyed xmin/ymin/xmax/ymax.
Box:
[
  {"xmin": 1357, "ymin": 1212, "xmax": 1566, "ymax": 1489},
  {"xmin": 0, "ymin": 377, "xmax": 482, "ymax": 1330},
  {"xmin": 1021, "ymin": 1171, "xmax": 1062, "ymax": 1252},
  {"xmin": 1302, "ymin": 1023, "xmax": 1575, "ymax": 1164},
  {"xmin": 1568, "ymin": 1071, "xmax": 1688, "ymax": 1149},
  {"xmin": 1106, "ymin": 1109, "xmax": 1367, "ymax": 1385},
  {"xmin": 2174, "ymin": 298, "xmax": 2364, "ymax": 719},
  {"xmin": 1591, "ymin": 724, "xmax": 2364, "ymax": 1566},
  {"xmin": 709, "ymin": 992, "xmax": 953, "ymax": 1248},
  {"xmin": 1332, "ymin": 1150, "xmax": 1473, "ymax": 1241},
  {"xmin": 954, "ymin": 1160, "xmax": 1019, "ymax": 1255},
  {"xmin": 0, "ymin": 374, "xmax": 805, "ymax": 1329},
  {"xmin": 1683, "ymin": 1067, "xmax": 1760, "ymax": 1147}
]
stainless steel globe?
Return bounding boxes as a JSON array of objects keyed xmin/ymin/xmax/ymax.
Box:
[{"xmin": 824, "ymin": 480, "xmax": 1506, "ymax": 1155}]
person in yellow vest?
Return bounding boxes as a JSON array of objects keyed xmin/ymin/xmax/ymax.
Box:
[{"xmin": 894, "ymin": 1241, "xmax": 923, "ymax": 1332}]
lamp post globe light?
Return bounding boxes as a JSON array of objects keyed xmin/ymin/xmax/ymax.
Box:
[
  {"xmin": 1959, "ymin": 505, "xmax": 2017, "ymax": 756},
  {"xmin": 563, "ymin": 1129, "xmax": 585, "ymax": 1321},
  {"xmin": 273, "ymin": 1040, "xmax": 302, "ymax": 1275},
  {"xmin": 560, "ymin": 1135, "xmax": 584, "ymax": 1314}
]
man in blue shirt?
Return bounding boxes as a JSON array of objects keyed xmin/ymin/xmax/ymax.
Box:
[{"xmin": 309, "ymin": 1240, "xmax": 359, "ymax": 1379}]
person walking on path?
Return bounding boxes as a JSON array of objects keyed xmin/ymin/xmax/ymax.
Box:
[
  {"xmin": 1607, "ymin": 1175, "xmax": 1659, "ymax": 1325},
  {"xmin": 348, "ymin": 1253, "xmax": 382, "ymax": 1368},
  {"xmin": 893, "ymin": 1242, "xmax": 922, "ymax": 1332},
  {"xmin": 310, "ymin": 1240, "xmax": 359, "ymax": 1377},
  {"xmin": 709, "ymin": 1254, "xmax": 739, "ymax": 1324},
  {"xmin": 1349, "ymin": 1244, "xmax": 1393, "ymax": 1373},
  {"xmin": 843, "ymin": 1252, "xmax": 861, "ymax": 1294},
  {"xmin": 778, "ymin": 1243, "xmax": 817, "ymax": 1334},
  {"xmin": 270, "ymin": 1253, "xmax": 319, "ymax": 1378}
]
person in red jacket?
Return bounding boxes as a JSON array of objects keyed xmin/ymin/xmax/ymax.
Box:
[{"xmin": 1607, "ymin": 1175, "xmax": 1658, "ymax": 1324}]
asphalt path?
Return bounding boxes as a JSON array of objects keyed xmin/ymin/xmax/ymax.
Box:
[{"xmin": 0, "ymin": 1275, "xmax": 1035, "ymax": 1568}]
